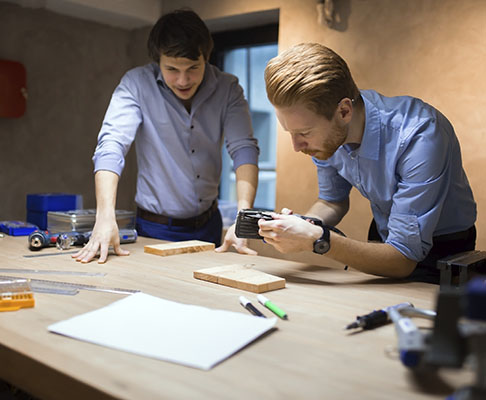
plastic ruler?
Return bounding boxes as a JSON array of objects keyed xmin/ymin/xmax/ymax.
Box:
[{"xmin": 0, "ymin": 274, "xmax": 139, "ymax": 296}]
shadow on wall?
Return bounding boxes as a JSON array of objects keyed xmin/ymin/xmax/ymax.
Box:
[{"xmin": 323, "ymin": 0, "xmax": 352, "ymax": 32}]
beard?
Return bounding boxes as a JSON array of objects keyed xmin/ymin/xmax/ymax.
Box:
[{"xmin": 306, "ymin": 123, "xmax": 348, "ymax": 160}]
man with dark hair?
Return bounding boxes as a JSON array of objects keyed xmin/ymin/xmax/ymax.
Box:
[
  {"xmin": 260, "ymin": 43, "xmax": 476, "ymax": 282},
  {"xmin": 74, "ymin": 9, "xmax": 259, "ymax": 263}
]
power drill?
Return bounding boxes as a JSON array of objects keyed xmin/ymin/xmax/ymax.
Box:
[
  {"xmin": 28, "ymin": 229, "xmax": 137, "ymax": 251},
  {"xmin": 28, "ymin": 230, "xmax": 60, "ymax": 250}
]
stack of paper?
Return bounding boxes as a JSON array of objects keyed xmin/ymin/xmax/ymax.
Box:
[{"xmin": 48, "ymin": 292, "xmax": 277, "ymax": 370}]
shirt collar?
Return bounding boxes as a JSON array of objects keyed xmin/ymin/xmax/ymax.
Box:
[
  {"xmin": 357, "ymin": 92, "xmax": 381, "ymax": 161},
  {"xmin": 155, "ymin": 63, "xmax": 165, "ymax": 87}
]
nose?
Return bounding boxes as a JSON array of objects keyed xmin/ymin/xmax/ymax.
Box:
[
  {"xmin": 291, "ymin": 135, "xmax": 306, "ymax": 152},
  {"xmin": 177, "ymin": 72, "xmax": 190, "ymax": 86}
]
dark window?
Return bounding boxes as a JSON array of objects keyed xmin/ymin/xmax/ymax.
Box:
[{"xmin": 212, "ymin": 24, "xmax": 278, "ymax": 224}]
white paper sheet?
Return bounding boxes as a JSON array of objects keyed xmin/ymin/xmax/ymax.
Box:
[{"xmin": 48, "ymin": 292, "xmax": 277, "ymax": 370}]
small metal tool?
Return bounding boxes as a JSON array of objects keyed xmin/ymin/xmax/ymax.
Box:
[{"xmin": 345, "ymin": 302, "xmax": 414, "ymax": 330}]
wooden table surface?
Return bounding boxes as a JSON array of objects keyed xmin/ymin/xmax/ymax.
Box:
[{"xmin": 0, "ymin": 235, "xmax": 473, "ymax": 400}]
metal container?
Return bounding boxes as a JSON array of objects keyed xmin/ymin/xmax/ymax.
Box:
[{"xmin": 47, "ymin": 209, "xmax": 135, "ymax": 233}]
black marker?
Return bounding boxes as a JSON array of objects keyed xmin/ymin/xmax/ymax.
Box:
[{"xmin": 239, "ymin": 296, "xmax": 266, "ymax": 318}]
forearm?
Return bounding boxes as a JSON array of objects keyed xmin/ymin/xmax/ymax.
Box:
[
  {"xmin": 235, "ymin": 163, "xmax": 258, "ymax": 211},
  {"xmin": 306, "ymin": 198, "xmax": 349, "ymax": 226},
  {"xmin": 95, "ymin": 170, "xmax": 119, "ymax": 219},
  {"xmin": 216, "ymin": 163, "xmax": 259, "ymax": 255},
  {"xmin": 325, "ymin": 233, "xmax": 417, "ymax": 278},
  {"xmin": 74, "ymin": 170, "xmax": 127, "ymax": 263},
  {"xmin": 260, "ymin": 211, "xmax": 416, "ymax": 278}
]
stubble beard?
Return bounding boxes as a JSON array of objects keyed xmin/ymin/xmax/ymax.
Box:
[{"xmin": 308, "ymin": 125, "xmax": 348, "ymax": 160}]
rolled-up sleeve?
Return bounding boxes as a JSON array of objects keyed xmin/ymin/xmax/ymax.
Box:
[
  {"xmin": 223, "ymin": 80, "xmax": 259, "ymax": 170},
  {"xmin": 92, "ymin": 73, "xmax": 142, "ymax": 176},
  {"xmin": 315, "ymin": 91, "xmax": 476, "ymax": 264},
  {"xmin": 386, "ymin": 117, "xmax": 451, "ymax": 261}
]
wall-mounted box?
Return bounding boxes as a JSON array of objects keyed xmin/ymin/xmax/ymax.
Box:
[{"xmin": 0, "ymin": 59, "xmax": 27, "ymax": 118}]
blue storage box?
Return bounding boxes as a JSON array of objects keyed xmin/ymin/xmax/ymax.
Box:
[
  {"xmin": 26, "ymin": 210, "xmax": 49, "ymax": 231},
  {"xmin": 0, "ymin": 221, "xmax": 38, "ymax": 236},
  {"xmin": 26, "ymin": 193, "xmax": 83, "ymax": 229}
]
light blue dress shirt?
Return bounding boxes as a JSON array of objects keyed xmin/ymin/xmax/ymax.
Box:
[
  {"xmin": 93, "ymin": 63, "xmax": 259, "ymax": 219},
  {"xmin": 313, "ymin": 90, "xmax": 476, "ymax": 262}
]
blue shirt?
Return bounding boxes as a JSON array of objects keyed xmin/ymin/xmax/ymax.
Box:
[
  {"xmin": 93, "ymin": 63, "xmax": 259, "ymax": 218},
  {"xmin": 313, "ymin": 90, "xmax": 476, "ymax": 262}
]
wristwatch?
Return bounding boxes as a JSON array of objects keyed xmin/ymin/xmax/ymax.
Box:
[{"xmin": 312, "ymin": 224, "xmax": 331, "ymax": 255}]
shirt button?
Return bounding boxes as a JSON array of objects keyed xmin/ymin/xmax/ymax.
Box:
[
  {"xmin": 199, "ymin": 198, "xmax": 202, "ymax": 202},
  {"xmin": 190, "ymin": 125, "xmax": 194, "ymax": 129},
  {"xmin": 196, "ymin": 175, "xmax": 200, "ymax": 179},
  {"xmin": 191, "ymin": 149, "xmax": 195, "ymax": 153}
]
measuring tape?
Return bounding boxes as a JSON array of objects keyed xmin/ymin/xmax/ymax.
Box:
[{"xmin": 0, "ymin": 275, "xmax": 140, "ymax": 296}]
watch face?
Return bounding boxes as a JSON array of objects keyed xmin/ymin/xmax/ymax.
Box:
[{"xmin": 314, "ymin": 240, "xmax": 330, "ymax": 254}]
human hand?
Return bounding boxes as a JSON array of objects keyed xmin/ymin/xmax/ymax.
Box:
[
  {"xmin": 258, "ymin": 213, "xmax": 322, "ymax": 253},
  {"xmin": 215, "ymin": 223, "xmax": 258, "ymax": 255},
  {"xmin": 72, "ymin": 217, "xmax": 129, "ymax": 263}
]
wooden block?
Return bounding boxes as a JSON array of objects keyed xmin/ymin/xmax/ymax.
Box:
[
  {"xmin": 193, "ymin": 264, "xmax": 285, "ymax": 293},
  {"xmin": 144, "ymin": 240, "xmax": 215, "ymax": 257}
]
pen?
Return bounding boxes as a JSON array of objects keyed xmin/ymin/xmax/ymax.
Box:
[
  {"xmin": 257, "ymin": 294, "xmax": 288, "ymax": 320},
  {"xmin": 239, "ymin": 296, "xmax": 266, "ymax": 318}
]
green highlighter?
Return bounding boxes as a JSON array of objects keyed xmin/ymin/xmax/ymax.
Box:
[{"xmin": 257, "ymin": 294, "xmax": 288, "ymax": 320}]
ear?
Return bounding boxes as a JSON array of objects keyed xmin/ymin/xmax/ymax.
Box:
[{"xmin": 336, "ymin": 98, "xmax": 354, "ymax": 124}]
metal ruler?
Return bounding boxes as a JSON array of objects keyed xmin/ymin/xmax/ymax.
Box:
[
  {"xmin": 23, "ymin": 250, "xmax": 78, "ymax": 258},
  {"xmin": 0, "ymin": 275, "xmax": 139, "ymax": 296},
  {"xmin": 0, "ymin": 268, "xmax": 106, "ymax": 277}
]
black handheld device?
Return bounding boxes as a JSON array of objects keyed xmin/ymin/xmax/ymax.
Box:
[{"xmin": 234, "ymin": 208, "xmax": 323, "ymax": 239}]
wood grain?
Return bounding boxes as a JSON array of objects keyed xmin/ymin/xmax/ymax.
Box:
[
  {"xmin": 194, "ymin": 264, "xmax": 285, "ymax": 293},
  {"xmin": 0, "ymin": 236, "xmax": 474, "ymax": 400},
  {"xmin": 144, "ymin": 240, "xmax": 215, "ymax": 257}
]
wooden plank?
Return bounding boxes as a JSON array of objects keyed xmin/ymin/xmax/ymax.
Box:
[
  {"xmin": 144, "ymin": 240, "xmax": 215, "ymax": 257},
  {"xmin": 193, "ymin": 264, "xmax": 286, "ymax": 293}
]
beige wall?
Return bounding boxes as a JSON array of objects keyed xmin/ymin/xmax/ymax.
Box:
[
  {"xmin": 1, "ymin": 0, "xmax": 484, "ymax": 262},
  {"xmin": 165, "ymin": 0, "xmax": 486, "ymax": 257},
  {"xmin": 0, "ymin": 2, "xmax": 141, "ymax": 217}
]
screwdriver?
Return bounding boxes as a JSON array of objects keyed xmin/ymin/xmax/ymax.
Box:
[{"xmin": 345, "ymin": 302, "xmax": 413, "ymax": 330}]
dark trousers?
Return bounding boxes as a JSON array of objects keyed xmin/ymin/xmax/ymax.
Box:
[
  {"xmin": 136, "ymin": 209, "xmax": 223, "ymax": 247},
  {"xmin": 368, "ymin": 219, "xmax": 476, "ymax": 283}
]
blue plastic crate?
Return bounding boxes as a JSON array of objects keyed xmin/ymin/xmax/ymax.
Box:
[
  {"xmin": 26, "ymin": 193, "xmax": 83, "ymax": 229},
  {"xmin": 26, "ymin": 193, "xmax": 82, "ymax": 212},
  {"xmin": 0, "ymin": 221, "xmax": 38, "ymax": 236}
]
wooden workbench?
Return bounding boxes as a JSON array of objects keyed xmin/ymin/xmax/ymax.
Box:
[{"xmin": 0, "ymin": 235, "xmax": 473, "ymax": 399}]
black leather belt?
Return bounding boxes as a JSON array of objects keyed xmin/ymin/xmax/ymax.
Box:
[
  {"xmin": 137, "ymin": 201, "xmax": 218, "ymax": 229},
  {"xmin": 433, "ymin": 226, "xmax": 476, "ymax": 243}
]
